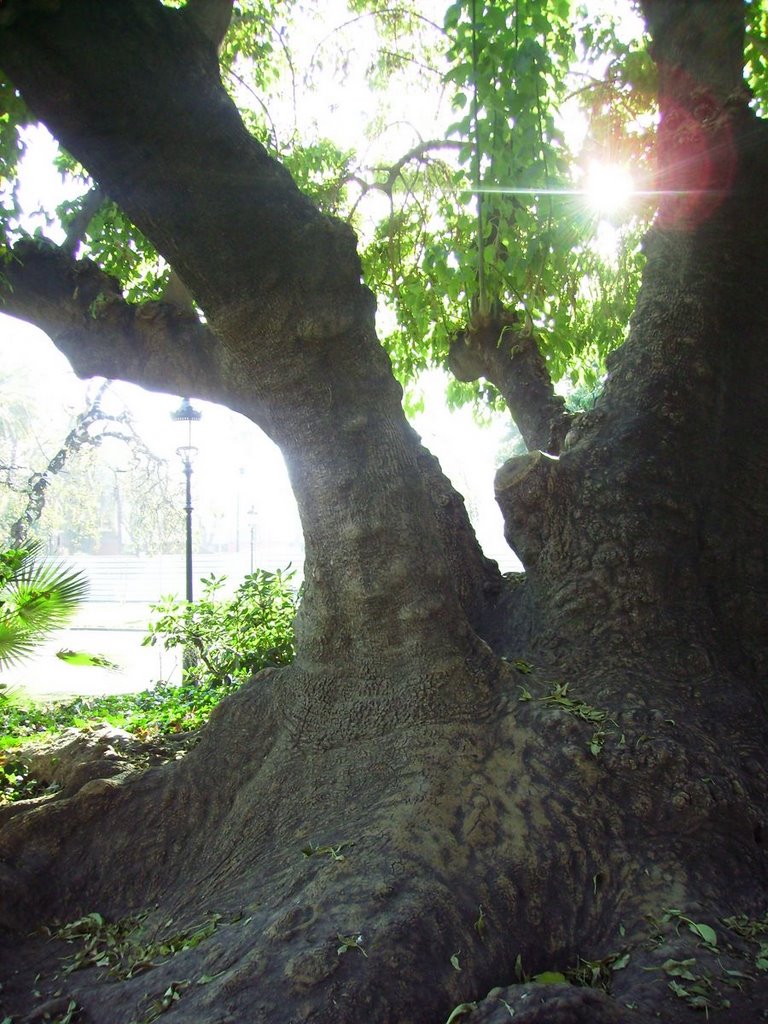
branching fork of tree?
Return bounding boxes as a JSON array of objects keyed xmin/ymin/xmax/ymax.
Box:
[{"xmin": 0, "ymin": 1, "xmax": 766, "ymax": 1022}]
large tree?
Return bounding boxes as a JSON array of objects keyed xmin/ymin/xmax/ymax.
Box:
[{"xmin": 1, "ymin": 2, "xmax": 767, "ymax": 1022}]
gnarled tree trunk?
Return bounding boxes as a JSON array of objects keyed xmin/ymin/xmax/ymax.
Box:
[{"xmin": 0, "ymin": 2, "xmax": 766, "ymax": 1023}]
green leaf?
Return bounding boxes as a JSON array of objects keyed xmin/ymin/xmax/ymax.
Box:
[
  {"xmin": 661, "ymin": 958, "xmax": 698, "ymax": 981},
  {"xmin": 197, "ymin": 969, "xmax": 226, "ymax": 985},
  {"xmin": 688, "ymin": 922, "xmax": 717, "ymax": 946},
  {"xmin": 533, "ymin": 971, "xmax": 568, "ymax": 984},
  {"xmin": 514, "ymin": 953, "xmax": 524, "ymax": 981},
  {"xmin": 56, "ymin": 649, "xmax": 120, "ymax": 669},
  {"xmin": 445, "ymin": 1004, "xmax": 477, "ymax": 1024},
  {"xmin": 336, "ymin": 933, "xmax": 368, "ymax": 957},
  {"xmin": 668, "ymin": 980, "xmax": 690, "ymax": 998},
  {"xmin": 0, "ymin": 542, "xmax": 88, "ymax": 669}
]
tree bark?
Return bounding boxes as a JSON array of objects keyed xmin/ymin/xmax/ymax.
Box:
[{"xmin": 0, "ymin": 3, "xmax": 766, "ymax": 1023}]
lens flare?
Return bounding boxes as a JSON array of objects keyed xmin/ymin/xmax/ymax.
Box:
[{"xmin": 584, "ymin": 162, "xmax": 635, "ymax": 213}]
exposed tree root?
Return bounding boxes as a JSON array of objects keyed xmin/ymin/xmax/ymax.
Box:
[{"xmin": 2, "ymin": 658, "xmax": 767, "ymax": 1023}]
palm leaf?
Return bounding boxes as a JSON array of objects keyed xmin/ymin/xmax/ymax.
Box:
[
  {"xmin": 0, "ymin": 542, "xmax": 88, "ymax": 670},
  {"xmin": 0, "ymin": 619, "xmax": 39, "ymax": 668}
]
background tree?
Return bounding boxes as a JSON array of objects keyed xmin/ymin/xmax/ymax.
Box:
[
  {"xmin": 0, "ymin": 373, "xmax": 181, "ymax": 554},
  {"xmin": 0, "ymin": 2, "xmax": 766, "ymax": 1024}
]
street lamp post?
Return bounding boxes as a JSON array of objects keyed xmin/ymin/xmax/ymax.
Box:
[
  {"xmin": 247, "ymin": 505, "xmax": 257, "ymax": 573},
  {"xmin": 171, "ymin": 397, "xmax": 202, "ymax": 603}
]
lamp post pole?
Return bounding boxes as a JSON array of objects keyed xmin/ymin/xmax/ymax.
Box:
[
  {"xmin": 181, "ymin": 452, "xmax": 194, "ymax": 602},
  {"xmin": 171, "ymin": 397, "xmax": 202, "ymax": 604},
  {"xmin": 247, "ymin": 505, "xmax": 257, "ymax": 574}
]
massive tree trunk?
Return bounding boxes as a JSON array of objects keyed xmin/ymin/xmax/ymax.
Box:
[{"xmin": 0, "ymin": 3, "xmax": 766, "ymax": 1023}]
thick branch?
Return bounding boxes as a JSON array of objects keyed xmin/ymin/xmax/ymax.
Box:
[
  {"xmin": 0, "ymin": 1, "xmax": 512, "ymax": 665},
  {"xmin": 448, "ymin": 310, "xmax": 572, "ymax": 454},
  {"xmin": 641, "ymin": 0, "xmax": 745, "ymax": 103},
  {"xmin": 372, "ymin": 139, "xmax": 462, "ymax": 195},
  {"xmin": 0, "ymin": 238, "xmax": 225, "ymax": 401},
  {"xmin": 184, "ymin": 0, "xmax": 233, "ymax": 51}
]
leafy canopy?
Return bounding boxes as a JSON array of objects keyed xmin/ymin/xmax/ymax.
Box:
[{"xmin": 4, "ymin": 0, "xmax": 757, "ymax": 408}]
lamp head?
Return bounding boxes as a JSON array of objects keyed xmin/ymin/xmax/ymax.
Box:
[
  {"xmin": 171, "ymin": 397, "xmax": 202, "ymax": 424},
  {"xmin": 171, "ymin": 397, "xmax": 202, "ymax": 452}
]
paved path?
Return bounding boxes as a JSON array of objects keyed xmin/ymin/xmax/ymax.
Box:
[{"xmin": 2, "ymin": 603, "xmax": 181, "ymax": 704}]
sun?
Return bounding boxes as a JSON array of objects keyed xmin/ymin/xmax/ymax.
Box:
[{"xmin": 584, "ymin": 161, "xmax": 635, "ymax": 214}]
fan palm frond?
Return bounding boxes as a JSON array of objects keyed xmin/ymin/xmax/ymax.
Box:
[{"xmin": 0, "ymin": 542, "xmax": 88, "ymax": 670}]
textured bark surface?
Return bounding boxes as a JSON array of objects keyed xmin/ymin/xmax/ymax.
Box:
[{"xmin": 0, "ymin": 2, "xmax": 767, "ymax": 1023}]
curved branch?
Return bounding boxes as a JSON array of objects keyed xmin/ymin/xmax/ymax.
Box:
[
  {"xmin": 9, "ymin": 380, "xmax": 115, "ymax": 546},
  {"xmin": 0, "ymin": 238, "xmax": 225, "ymax": 400},
  {"xmin": 62, "ymin": 185, "xmax": 104, "ymax": 256},
  {"xmin": 347, "ymin": 140, "xmax": 462, "ymax": 219},
  {"xmin": 308, "ymin": 6, "xmax": 445, "ymax": 73},
  {"xmin": 448, "ymin": 310, "xmax": 572, "ymax": 454}
]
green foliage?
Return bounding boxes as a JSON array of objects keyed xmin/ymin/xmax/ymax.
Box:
[
  {"xmin": 0, "ymin": 75, "xmax": 31, "ymax": 234},
  {"xmin": 443, "ymin": 0, "xmax": 576, "ymax": 308},
  {"xmin": 221, "ymin": 0, "xmax": 290, "ymax": 88},
  {"xmin": 56, "ymin": 909, "xmax": 222, "ymax": 977},
  {"xmin": 0, "ymin": 748, "xmax": 39, "ymax": 801},
  {"xmin": 0, "ymin": 675, "xmax": 239, "ymax": 758},
  {"xmin": 143, "ymin": 567, "xmax": 298, "ymax": 684},
  {"xmin": 356, "ymin": 0, "xmax": 653, "ymax": 403},
  {"xmin": 55, "ymin": 648, "xmax": 120, "ymax": 668},
  {"xmin": 56, "ymin": 195, "xmax": 166, "ymax": 301},
  {"xmin": 336, "ymin": 932, "xmax": 368, "ymax": 957},
  {"xmin": 745, "ymin": 0, "xmax": 768, "ymax": 114},
  {"xmin": 281, "ymin": 137, "xmax": 355, "ymax": 213},
  {"xmin": 0, "ymin": 541, "xmax": 88, "ymax": 669},
  {"xmin": 723, "ymin": 911, "xmax": 768, "ymax": 971}
]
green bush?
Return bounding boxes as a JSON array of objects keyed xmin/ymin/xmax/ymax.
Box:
[{"xmin": 143, "ymin": 567, "xmax": 298, "ymax": 684}]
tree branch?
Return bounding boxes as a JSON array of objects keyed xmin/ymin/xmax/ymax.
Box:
[
  {"xmin": 62, "ymin": 185, "xmax": 104, "ymax": 256},
  {"xmin": 348, "ymin": 140, "xmax": 462, "ymax": 219},
  {"xmin": 184, "ymin": 0, "xmax": 233, "ymax": 51},
  {"xmin": 447, "ymin": 309, "xmax": 572, "ymax": 454},
  {"xmin": 0, "ymin": 238, "xmax": 225, "ymax": 401},
  {"xmin": 365, "ymin": 139, "xmax": 462, "ymax": 196}
]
